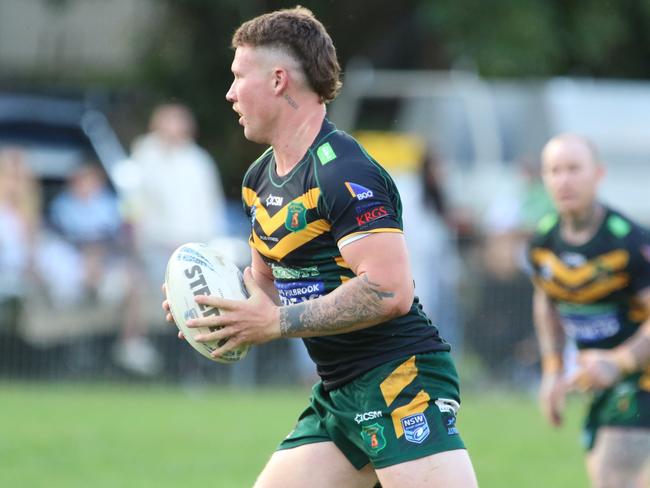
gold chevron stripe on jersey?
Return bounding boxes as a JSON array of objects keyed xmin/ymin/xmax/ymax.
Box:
[
  {"xmin": 629, "ymin": 299, "xmax": 650, "ymax": 322},
  {"xmin": 533, "ymin": 274, "xmax": 630, "ymax": 303},
  {"xmin": 335, "ymin": 256, "xmax": 351, "ymax": 269},
  {"xmin": 379, "ymin": 355, "xmax": 432, "ymax": 439},
  {"xmin": 335, "ymin": 255, "xmax": 353, "ymax": 283},
  {"xmin": 380, "ymin": 355, "xmax": 417, "ymax": 406},
  {"xmin": 251, "ymin": 219, "xmax": 332, "ymax": 261},
  {"xmin": 530, "ymin": 249, "xmax": 629, "ymax": 287},
  {"xmin": 242, "ymin": 186, "xmax": 258, "ymax": 207},
  {"xmin": 243, "ymin": 187, "xmax": 321, "ymax": 236}
]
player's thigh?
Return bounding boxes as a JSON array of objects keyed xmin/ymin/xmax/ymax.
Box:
[
  {"xmin": 375, "ymin": 448, "xmax": 477, "ymax": 488},
  {"xmin": 587, "ymin": 427, "xmax": 650, "ymax": 488},
  {"xmin": 254, "ymin": 441, "xmax": 378, "ymax": 488}
]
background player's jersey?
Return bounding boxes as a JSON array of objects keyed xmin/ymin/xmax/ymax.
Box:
[
  {"xmin": 528, "ymin": 207, "xmax": 650, "ymax": 350},
  {"xmin": 242, "ymin": 118, "xmax": 448, "ymax": 390}
]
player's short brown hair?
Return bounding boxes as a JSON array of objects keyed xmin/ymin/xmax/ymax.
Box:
[{"xmin": 232, "ymin": 6, "xmax": 342, "ymax": 103}]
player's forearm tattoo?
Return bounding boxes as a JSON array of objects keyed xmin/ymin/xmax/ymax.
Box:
[
  {"xmin": 283, "ymin": 94, "xmax": 299, "ymax": 110},
  {"xmin": 279, "ymin": 275, "xmax": 395, "ymax": 337}
]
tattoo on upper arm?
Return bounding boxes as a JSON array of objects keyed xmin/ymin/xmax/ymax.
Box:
[
  {"xmin": 279, "ymin": 274, "xmax": 395, "ymax": 337},
  {"xmin": 363, "ymin": 274, "xmax": 395, "ymax": 301}
]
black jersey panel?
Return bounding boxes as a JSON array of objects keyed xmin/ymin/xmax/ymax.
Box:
[{"xmin": 313, "ymin": 131, "xmax": 402, "ymax": 244}]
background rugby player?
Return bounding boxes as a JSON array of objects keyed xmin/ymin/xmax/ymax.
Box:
[{"xmin": 529, "ymin": 134, "xmax": 650, "ymax": 487}]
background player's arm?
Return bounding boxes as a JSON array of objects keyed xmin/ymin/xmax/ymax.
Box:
[
  {"xmin": 533, "ymin": 285, "xmax": 565, "ymax": 373},
  {"xmin": 278, "ymin": 232, "xmax": 413, "ymax": 337},
  {"xmin": 250, "ymin": 248, "xmax": 281, "ymax": 305},
  {"xmin": 609, "ymin": 287, "xmax": 650, "ymax": 373},
  {"xmin": 533, "ymin": 284, "xmax": 567, "ymax": 427},
  {"xmin": 568, "ymin": 290, "xmax": 650, "ymax": 393},
  {"xmin": 570, "ymin": 288, "xmax": 650, "ymax": 392}
]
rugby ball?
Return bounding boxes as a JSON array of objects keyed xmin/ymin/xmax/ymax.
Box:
[{"xmin": 165, "ymin": 242, "xmax": 250, "ymax": 363}]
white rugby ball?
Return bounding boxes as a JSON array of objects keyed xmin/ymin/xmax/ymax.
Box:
[{"xmin": 165, "ymin": 242, "xmax": 250, "ymax": 363}]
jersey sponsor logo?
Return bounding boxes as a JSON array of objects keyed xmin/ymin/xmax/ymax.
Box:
[
  {"xmin": 345, "ymin": 182, "xmax": 374, "ymax": 201},
  {"xmin": 560, "ymin": 252, "xmax": 586, "ymax": 267},
  {"xmin": 444, "ymin": 414, "xmax": 459, "ymax": 436},
  {"xmin": 354, "ymin": 202, "xmax": 380, "ymax": 214},
  {"xmin": 258, "ymin": 235, "xmax": 279, "ymax": 243},
  {"xmin": 265, "ymin": 194, "xmax": 284, "ymax": 207},
  {"xmin": 607, "ymin": 215, "xmax": 631, "ymax": 237},
  {"xmin": 356, "ymin": 205, "xmax": 388, "ymax": 226},
  {"xmin": 354, "ymin": 411, "xmax": 383, "ymax": 424},
  {"xmin": 271, "ymin": 264, "xmax": 320, "ymax": 280},
  {"xmin": 275, "ymin": 280, "xmax": 325, "ymax": 305},
  {"xmin": 559, "ymin": 310, "xmax": 621, "ymax": 343},
  {"xmin": 435, "ymin": 398, "xmax": 460, "ymax": 436},
  {"xmin": 360, "ymin": 423, "xmax": 386, "ymax": 454},
  {"xmin": 316, "ymin": 142, "xmax": 337, "ymax": 165},
  {"xmin": 400, "ymin": 413, "xmax": 430, "ymax": 444},
  {"xmin": 285, "ymin": 201, "xmax": 307, "ymax": 232}
]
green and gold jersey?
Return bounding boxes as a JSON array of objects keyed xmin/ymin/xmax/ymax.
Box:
[
  {"xmin": 528, "ymin": 207, "xmax": 650, "ymax": 350},
  {"xmin": 242, "ymin": 118, "xmax": 448, "ymax": 390}
]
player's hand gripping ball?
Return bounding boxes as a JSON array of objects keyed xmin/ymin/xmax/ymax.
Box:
[{"xmin": 165, "ymin": 242, "xmax": 250, "ymax": 363}]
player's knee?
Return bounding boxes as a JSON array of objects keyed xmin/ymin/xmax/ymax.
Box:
[
  {"xmin": 588, "ymin": 441, "xmax": 645, "ymax": 488},
  {"xmin": 376, "ymin": 449, "xmax": 477, "ymax": 488}
]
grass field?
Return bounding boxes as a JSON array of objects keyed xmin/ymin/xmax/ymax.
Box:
[{"xmin": 0, "ymin": 382, "xmax": 589, "ymax": 487}]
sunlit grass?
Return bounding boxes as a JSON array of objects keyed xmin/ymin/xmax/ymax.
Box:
[{"xmin": 0, "ymin": 382, "xmax": 588, "ymax": 487}]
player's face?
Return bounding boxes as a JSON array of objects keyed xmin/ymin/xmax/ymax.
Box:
[
  {"xmin": 226, "ymin": 46, "xmax": 277, "ymax": 144},
  {"xmin": 541, "ymin": 141, "xmax": 603, "ymax": 215}
]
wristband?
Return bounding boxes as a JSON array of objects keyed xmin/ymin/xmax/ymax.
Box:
[{"xmin": 542, "ymin": 354, "xmax": 562, "ymax": 375}]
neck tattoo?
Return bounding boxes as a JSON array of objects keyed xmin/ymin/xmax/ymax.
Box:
[
  {"xmin": 284, "ymin": 94, "xmax": 299, "ymax": 110},
  {"xmin": 562, "ymin": 204, "xmax": 603, "ymax": 243}
]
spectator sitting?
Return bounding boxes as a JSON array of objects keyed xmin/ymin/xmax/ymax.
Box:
[
  {"xmin": 48, "ymin": 163, "xmax": 123, "ymax": 302},
  {"xmin": 44, "ymin": 162, "xmax": 162, "ymax": 376},
  {"xmin": 0, "ymin": 147, "xmax": 41, "ymax": 331}
]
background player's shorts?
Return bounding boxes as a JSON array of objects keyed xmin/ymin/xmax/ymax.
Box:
[
  {"xmin": 583, "ymin": 368, "xmax": 650, "ymax": 450},
  {"xmin": 279, "ymin": 351, "xmax": 467, "ymax": 469}
]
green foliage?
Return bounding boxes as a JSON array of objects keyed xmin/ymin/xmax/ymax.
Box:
[
  {"xmin": 136, "ymin": 0, "xmax": 650, "ymax": 190},
  {"xmin": 137, "ymin": 1, "xmax": 255, "ymax": 196},
  {"xmin": 417, "ymin": 0, "xmax": 650, "ymax": 78},
  {"xmin": 0, "ymin": 382, "xmax": 588, "ymax": 487},
  {"xmin": 419, "ymin": 0, "xmax": 560, "ymax": 76}
]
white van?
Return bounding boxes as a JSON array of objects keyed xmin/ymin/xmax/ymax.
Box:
[{"xmin": 331, "ymin": 68, "xmax": 650, "ymax": 227}]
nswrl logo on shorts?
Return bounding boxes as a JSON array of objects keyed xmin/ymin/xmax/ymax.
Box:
[{"xmin": 400, "ymin": 413, "xmax": 430, "ymax": 444}]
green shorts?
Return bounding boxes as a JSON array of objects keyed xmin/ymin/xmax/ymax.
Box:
[
  {"xmin": 279, "ymin": 351, "xmax": 467, "ymax": 469},
  {"xmin": 583, "ymin": 370, "xmax": 650, "ymax": 450}
]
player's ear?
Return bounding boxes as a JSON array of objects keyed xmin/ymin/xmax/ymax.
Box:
[{"xmin": 272, "ymin": 67, "xmax": 288, "ymax": 94}]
